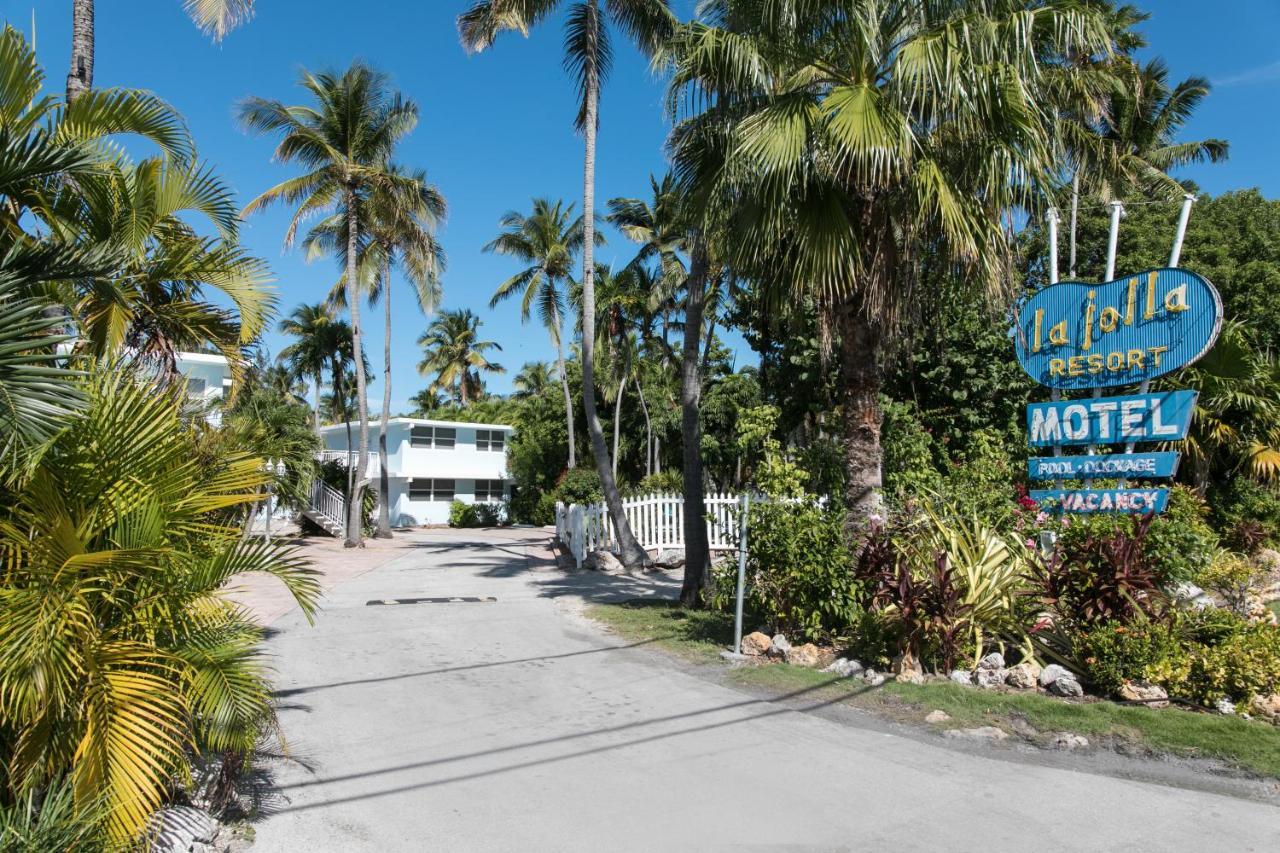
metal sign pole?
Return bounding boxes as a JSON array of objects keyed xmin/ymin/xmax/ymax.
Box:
[
  {"xmin": 732, "ymin": 492, "xmax": 750, "ymax": 656},
  {"xmin": 1046, "ymin": 208, "xmax": 1065, "ymax": 489},
  {"xmin": 1085, "ymin": 200, "xmax": 1125, "ymax": 490}
]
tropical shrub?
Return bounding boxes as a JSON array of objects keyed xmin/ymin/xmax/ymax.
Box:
[
  {"xmin": 475, "ymin": 502, "xmax": 505, "ymax": 526},
  {"xmin": 1197, "ymin": 550, "xmax": 1269, "ymax": 617},
  {"xmin": 1180, "ymin": 623, "xmax": 1280, "ymax": 706},
  {"xmin": 555, "ymin": 467, "xmax": 602, "ymax": 504},
  {"xmin": 741, "ymin": 499, "xmax": 860, "ymax": 643},
  {"xmin": 0, "ymin": 777, "xmax": 111, "ymax": 853},
  {"xmin": 1210, "ymin": 477, "xmax": 1280, "ymax": 546},
  {"xmin": 631, "ymin": 470, "xmax": 682, "ymax": 495},
  {"xmin": 510, "ymin": 489, "xmax": 557, "ymax": 526},
  {"xmin": 449, "ymin": 500, "xmax": 480, "ymax": 528},
  {"xmin": 882, "ymin": 400, "xmax": 941, "ymax": 503},
  {"xmin": 0, "ymin": 368, "xmax": 319, "ymax": 842},
  {"xmin": 1074, "ymin": 619, "xmax": 1191, "ymax": 696}
]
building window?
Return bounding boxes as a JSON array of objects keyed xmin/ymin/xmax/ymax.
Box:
[
  {"xmin": 476, "ymin": 429, "xmax": 505, "ymax": 452},
  {"xmin": 475, "ymin": 479, "xmax": 505, "ymax": 502},
  {"xmin": 410, "ymin": 426, "xmax": 457, "ymax": 449},
  {"xmin": 187, "ymin": 377, "xmax": 207, "ymax": 396},
  {"xmin": 408, "ymin": 479, "xmax": 455, "ymax": 501}
]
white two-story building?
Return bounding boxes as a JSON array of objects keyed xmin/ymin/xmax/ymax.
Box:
[{"xmin": 318, "ymin": 418, "xmax": 515, "ymax": 526}]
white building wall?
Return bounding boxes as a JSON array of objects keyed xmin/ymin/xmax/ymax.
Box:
[{"xmin": 320, "ymin": 419, "xmax": 514, "ymax": 526}]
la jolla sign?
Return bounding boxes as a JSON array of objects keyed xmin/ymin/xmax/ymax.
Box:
[{"xmin": 1015, "ymin": 268, "xmax": 1220, "ymax": 515}]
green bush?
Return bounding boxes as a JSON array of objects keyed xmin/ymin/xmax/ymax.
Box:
[
  {"xmin": 630, "ymin": 470, "xmax": 682, "ymax": 495},
  {"xmin": 1210, "ymin": 477, "xmax": 1280, "ymax": 546},
  {"xmin": 741, "ymin": 499, "xmax": 862, "ymax": 643},
  {"xmin": 510, "ymin": 489, "xmax": 557, "ymax": 525},
  {"xmin": 475, "ymin": 502, "xmax": 505, "ymax": 526},
  {"xmin": 449, "ymin": 500, "xmax": 479, "ymax": 528},
  {"xmin": 882, "ymin": 399, "xmax": 941, "ymax": 503},
  {"xmin": 797, "ymin": 438, "xmax": 845, "ymax": 501},
  {"xmin": 555, "ymin": 467, "xmax": 602, "ymax": 504},
  {"xmin": 1075, "ymin": 619, "xmax": 1191, "ymax": 695},
  {"xmin": 1181, "ymin": 623, "xmax": 1280, "ymax": 705}
]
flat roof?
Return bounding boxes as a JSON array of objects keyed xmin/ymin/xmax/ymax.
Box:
[
  {"xmin": 318, "ymin": 417, "xmax": 516, "ymax": 433},
  {"xmin": 175, "ymin": 352, "xmax": 231, "ymax": 366}
]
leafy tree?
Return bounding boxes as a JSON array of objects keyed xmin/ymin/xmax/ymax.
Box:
[
  {"xmin": 240, "ymin": 62, "xmax": 421, "ymax": 547},
  {"xmin": 484, "ymin": 198, "xmax": 592, "ymax": 468},
  {"xmin": 277, "ymin": 303, "xmax": 342, "ymax": 434},
  {"xmin": 416, "ymin": 309, "xmax": 505, "ymax": 405},
  {"xmin": 513, "ymin": 361, "xmax": 556, "ymax": 398},
  {"xmin": 665, "ymin": 0, "xmax": 1113, "ymax": 531},
  {"xmin": 459, "ymin": 0, "xmax": 675, "ymax": 568}
]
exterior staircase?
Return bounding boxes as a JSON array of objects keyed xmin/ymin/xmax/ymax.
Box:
[{"xmin": 303, "ymin": 480, "xmax": 347, "ymax": 537}]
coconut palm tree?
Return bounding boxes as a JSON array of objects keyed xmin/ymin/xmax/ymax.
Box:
[
  {"xmin": 513, "ymin": 361, "xmax": 556, "ymax": 398},
  {"xmin": 664, "ymin": 0, "xmax": 1114, "ymax": 536},
  {"xmin": 239, "ymin": 62, "xmax": 420, "ymax": 548},
  {"xmin": 484, "ymin": 198, "xmax": 594, "ymax": 468},
  {"xmin": 67, "ymin": 0, "xmax": 256, "ymax": 102},
  {"xmin": 417, "ymin": 309, "xmax": 505, "ymax": 406},
  {"xmin": 459, "ymin": 0, "xmax": 674, "ymax": 568},
  {"xmin": 304, "ymin": 168, "xmax": 447, "ymax": 537},
  {"xmin": 278, "ymin": 303, "xmax": 340, "ymax": 434}
]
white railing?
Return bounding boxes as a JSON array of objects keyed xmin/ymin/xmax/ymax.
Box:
[
  {"xmin": 555, "ymin": 492, "xmax": 745, "ymax": 568},
  {"xmin": 309, "ymin": 479, "xmax": 347, "ymax": 530},
  {"xmin": 317, "ymin": 449, "xmax": 380, "ymax": 478}
]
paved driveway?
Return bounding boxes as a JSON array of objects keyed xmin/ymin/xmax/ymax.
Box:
[{"xmin": 251, "ymin": 528, "xmax": 1278, "ymax": 852}]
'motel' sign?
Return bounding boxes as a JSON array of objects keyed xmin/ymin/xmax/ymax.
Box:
[{"xmin": 1014, "ymin": 268, "xmax": 1222, "ymax": 390}]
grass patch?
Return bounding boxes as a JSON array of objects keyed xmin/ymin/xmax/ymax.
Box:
[{"xmin": 587, "ymin": 599, "xmax": 1280, "ymax": 779}]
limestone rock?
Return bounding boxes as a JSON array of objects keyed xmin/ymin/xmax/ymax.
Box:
[
  {"xmin": 1170, "ymin": 581, "xmax": 1216, "ymax": 610},
  {"xmin": 653, "ymin": 548, "xmax": 686, "ymax": 568},
  {"xmin": 925, "ymin": 710, "xmax": 951, "ymax": 724},
  {"xmin": 1047, "ymin": 674, "xmax": 1084, "ymax": 698},
  {"xmin": 584, "ymin": 549, "xmax": 624, "ymax": 574},
  {"xmin": 1216, "ymin": 697, "xmax": 1237, "ymax": 715},
  {"xmin": 1005, "ymin": 662, "xmax": 1040, "ymax": 690},
  {"xmin": 976, "ymin": 667, "xmax": 1008, "ymax": 689},
  {"xmin": 1039, "ymin": 664, "xmax": 1073, "ymax": 688},
  {"xmin": 149, "ymin": 806, "xmax": 219, "ymax": 853},
  {"xmin": 892, "ymin": 652, "xmax": 925, "ymax": 684},
  {"xmin": 863, "ymin": 669, "xmax": 886, "ymax": 687},
  {"xmin": 943, "ymin": 726, "xmax": 1008, "ymax": 743},
  {"xmin": 1249, "ymin": 693, "xmax": 1280, "ymax": 721},
  {"xmin": 1051, "ymin": 732, "xmax": 1090, "ymax": 751},
  {"xmin": 978, "ymin": 652, "xmax": 1006, "ymax": 671},
  {"xmin": 768, "ymin": 634, "xmax": 792, "ymax": 658},
  {"xmin": 784, "ymin": 643, "xmax": 822, "ymax": 668},
  {"xmin": 821, "ymin": 658, "xmax": 864, "ymax": 678},
  {"xmin": 740, "ymin": 631, "xmax": 772, "ymax": 657},
  {"xmin": 1117, "ymin": 681, "xmax": 1170, "ymax": 709},
  {"xmin": 949, "ymin": 669, "xmax": 974, "ymax": 686}
]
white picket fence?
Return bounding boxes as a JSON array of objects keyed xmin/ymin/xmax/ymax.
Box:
[{"xmin": 555, "ymin": 492, "xmax": 744, "ymax": 568}]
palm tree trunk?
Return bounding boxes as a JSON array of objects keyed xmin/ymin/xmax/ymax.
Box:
[
  {"xmin": 1069, "ymin": 170, "xmax": 1080, "ymax": 279},
  {"xmin": 578, "ymin": 14, "xmax": 646, "ymax": 567},
  {"xmin": 612, "ymin": 371, "xmax": 626, "ymax": 478},
  {"xmin": 313, "ymin": 370, "xmax": 322, "ymax": 436},
  {"xmin": 553, "ymin": 321, "xmax": 576, "ymax": 469},
  {"xmin": 701, "ymin": 303, "xmax": 718, "ymax": 375},
  {"xmin": 679, "ymin": 242, "xmax": 712, "ymax": 607},
  {"xmin": 635, "ymin": 376, "xmax": 652, "ymax": 479},
  {"xmin": 375, "ymin": 258, "xmax": 394, "ymax": 539},
  {"xmin": 66, "ymin": 0, "xmax": 94, "ymax": 103},
  {"xmin": 344, "ymin": 186, "xmax": 369, "ymax": 548},
  {"xmin": 838, "ymin": 303, "xmax": 886, "ymax": 530}
]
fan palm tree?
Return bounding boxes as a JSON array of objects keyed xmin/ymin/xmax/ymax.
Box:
[
  {"xmin": 239, "ymin": 62, "xmax": 420, "ymax": 548},
  {"xmin": 303, "ymin": 168, "xmax": 446, "ymax": 537},
  {"xmin": 67, "ymin": 0, "xmax": 256, "ymax": 102},
  {"xmin": 0, "ymin": 366, "xmax": 319, "ymax": 843},
  {"xmin": 459, "ymin": 0, "xmax": 674, "ymax": 568},
  {"xmin": 417, "ymin": 309, "xmax": 504, "ymax": 406},
  {"xmin": 513, "ymin": 360, "xmax": 556, "ymax": 398},
  {"xmin": 484, "ymin": 198, "xmax": 594, "ymax": 468},
  {"xmin": 278, "ymin": 303, "xmax": 340, "ymax": 434},
  {"xmin": 664, "ymin": 0, "xmax": 1114, "ymax": 535}
]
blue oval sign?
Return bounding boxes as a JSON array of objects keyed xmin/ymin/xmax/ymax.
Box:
[{"xmin": 1014, "ymin": 268, "xmax": 1222, "ymax": 390}]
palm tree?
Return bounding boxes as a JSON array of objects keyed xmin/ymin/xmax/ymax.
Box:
[
  {"xmin": 304, "ymin": 168, "xmax": 447, "ymax": 538},
  {"xmin": 513, "ymin": 361, "xmax": 556, "ymax": 398},
  {"xmin": 278, "ymin": 303, "xmax": 339, "ymax": 434},
  {"xmin": 459, "ymin": 0, "xmax": 674, "ymax": 568},
  {"xmin": 239, "ymin": 62, "xmax": 420, "ymax": 548},
  {"xmin": 607, "ymin": 171, "xmax": 688, "ymax": 337},
  {"xmin": 484, "ymin": 198, "xmax": 593, "ymax": 468},
  {"xmin": 67, "ymin": 0, "xmax": 256, "ymax": 102},
  {"xmin": 0, "ymin": 366, "xmax": 318, "ymax": 843},
  {"xmin": 417, "ymin": 309, "xmax": 505, "ymax": 406},
  {"xmin": 665, "ymin": 1, "xmax": 1114, "ymax": 539}
]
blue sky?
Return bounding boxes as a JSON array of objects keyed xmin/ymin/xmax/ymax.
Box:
[{"xmin": 5, "ymin": 0, "xmax": 1278, "ymax": 411}]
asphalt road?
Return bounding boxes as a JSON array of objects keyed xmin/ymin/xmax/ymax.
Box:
[{"xmin": 251, "ymin": 528, "xmax": 1279, "ymax": 852}]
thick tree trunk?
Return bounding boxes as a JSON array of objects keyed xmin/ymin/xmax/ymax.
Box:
[
  {"xmin": 344, "ymin": 187, "xmax": 370, "ymax": 548},
  {"xmin": 375, "ymin": 259, "xmax": 393, "ymax": 538},
  {"xmin": 679, "ymin": 243, "xmax": 712, "ymax": 607},
  {"xmin": 553, "ymin": 317, "xmax": 576, "ymax": 469},
  {"xmin": 837, "ymin": 304, "xmax": 885, "ymax": 532},
  {"xmin": 578, "ymin": 26, "xmax": 646, "ymax": 567},
  {"xmin": 66, "ymin": 0, "xmax": 94, "ymax": 103}
]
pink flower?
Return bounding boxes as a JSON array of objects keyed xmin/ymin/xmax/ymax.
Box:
[
  {"xmin": 1036, "ymin": 511, "xmax": 1049, "ymax": 525},
  {"xmin": 1025, "ymin": 538, "xmax": 1036, "ymax": 550}
]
